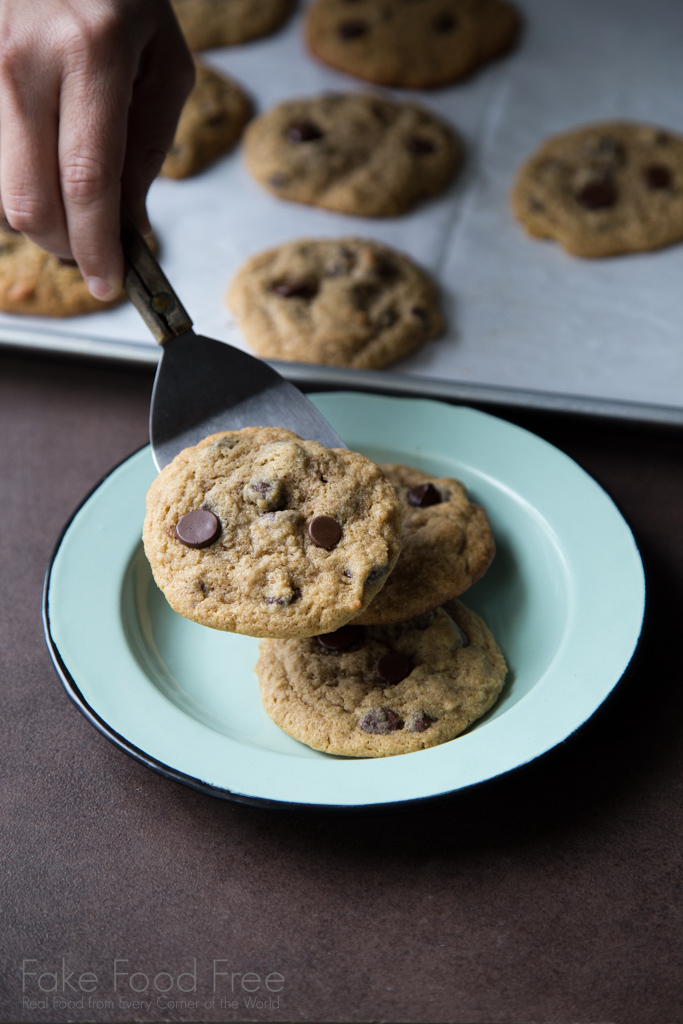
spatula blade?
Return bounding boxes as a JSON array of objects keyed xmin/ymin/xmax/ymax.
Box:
[{"xmin": 150, "ymin": 331, "xmax": 346, "ymax": 470}]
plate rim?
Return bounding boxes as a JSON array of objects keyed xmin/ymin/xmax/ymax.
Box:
[{"xmin": 43, "ymin": 396, "xmax": 647, "ymax": 810}]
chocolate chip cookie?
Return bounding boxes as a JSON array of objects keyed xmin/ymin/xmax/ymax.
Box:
[
  {"xmin": 243, "ymin": 93, "xmax": 461, "ymax": 217},
  {"xmin": 227, "ymin": 238, "xmax": 444, "ymax": 369},
  {"xmin": 511, "ymin": 121, "xmax": 683, "ymax": 257},
  {"xmin": 171, "ymin": 0, "xmax": 295, "ymax": 50},
  {"xmin": 143, "ymin": 427, "xmax": 403, "ymax": 639},
  {"xmin": 256, "ymin": 599, "xmax": 507, "ymax": 757},
  {"xmin": 306, "ymin": 0, "xmax": 520, "ymax": 89},
  {"xmin": 161, "ymin": 62, "xmax": 252, "ymax": 179},
  {"xmin": 353, "ymin": 464, "xmax": 494, "ymax": 625},
  {"xmin": 0, "ymin": 223, "xmax": 123, "ymax": 316}
]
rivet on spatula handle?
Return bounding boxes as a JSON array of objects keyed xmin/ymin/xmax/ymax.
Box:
[{"xmin": 121, "ymin": 205, "xmax": 193, "ymax": 345}]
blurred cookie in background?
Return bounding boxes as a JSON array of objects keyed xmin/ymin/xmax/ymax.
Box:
[
  {"xmin": 227, "ymin": 237, "xmax": 444, "ymax": 369},
  {"xmin": 0, "ymin": 222, "xmax": 157, "ymax": 317},
  {"xmin": 171, "ymin": 0, "xmax": 296, "ymax": 50},
  {"xmin": 306, "ymin": 0, "xmax": 520, "ymax": 89},
  {"xmin": 243, "ymin": 92, "xmax": 461, "ymax": 216},
  {"xmin": 511, "ymin": 121, "xmax": 683, "ymax": 258},
  {"xmin": 161, "ymin": 62, "xmax": 252, "ymax": 179}
]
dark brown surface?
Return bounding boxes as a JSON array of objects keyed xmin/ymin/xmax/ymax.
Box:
[{"xmin": 2, "ymin": 348, "xmax": 682, "ymax": 1024}]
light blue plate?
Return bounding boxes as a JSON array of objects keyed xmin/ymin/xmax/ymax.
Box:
[{"xmin": 44, "ymin": 394, "xmax": 645, "ymax": 809}]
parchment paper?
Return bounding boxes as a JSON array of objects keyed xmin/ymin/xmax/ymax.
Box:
[{"xmin": 2, "ymin": 0, "xmax": 682, "ymax": 414}]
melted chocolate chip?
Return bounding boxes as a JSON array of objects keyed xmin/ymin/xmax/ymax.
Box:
[
  {"xmin": 575, "ymin": 177, "xmax": 617, "ymax": 210},
  {"xmin": 408, "ymin": 712, "xmax": 437, "ymax": 733},
  {"xmin": 433, "ymin": 13, "xmax": 456, "ymax": 32},
  {"xmin": 268, "ymin": 172, "xmax": 288, "ymax": 189},
  {"xmin": 584, "ymin": 135, "xmax": 626, "ymax": 166},
  {"xmin": 317, "ymin": 624, "xmax": 364, "ymax": 650},
  {"xmin": 411, "ymin": 305, "xmax": 428, "ymax": 321},
  {"xmin": 365, "ymin": 564, "xmax": 387, "ymax": 586},
  {"xmin": 375, "ymin": 652, "xmax": 412, "ymax": 686},
  {"xmin": 454, "ymin": 622, "xmax": 470, "ymax": 648},
  {"xmin": 644, "ymin": 163, "xmax": 672, "ymax": 189},
  {"xmin": 286, "ymin": 121, "xmax": 324, "ymax": 143},
  {"xmin": 175, "ymin": 509, "xmax": 221, "ymax": 548},
  {"xmin": 273, "ymin": 279, "xmax": 317, "ymax": 299},
  {"xmin": 360, "ymin": 707, "xmax": 403, "ymax": 734},
  {"xmin": 407, "ymin": 482, "xmax": 442, "ymax": 508},
  {"xmin": 308, "ymin": 515, "xmax": 342, "ymax": 549},
  {"xmin": 405, "ymin": 136, "xmax": 436, "ymax": 155},
  {"xmin": 206, "ymin": 111, "xmax": 228, "ymax": 127},
  {"xmin": 338, "ymin": 19, "xmax": 368, "ymax": 39},
  {"xmin": 373, "ymin": 256, "xmax": 399, "ymax": 280},
  {"xmin": 352, "ymin": 282, "xmax": 380, "ymax": 309},
  {"xmin": 377, "ymin": 308, "xmax": 398, "ymax": 329}
]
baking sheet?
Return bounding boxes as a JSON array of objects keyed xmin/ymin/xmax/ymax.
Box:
[{"xmin": 2, "ymin": 0, "xmax": 683, "ymax": 421}]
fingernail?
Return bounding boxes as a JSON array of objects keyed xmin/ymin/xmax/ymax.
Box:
[{"xmin": 86, "ymin": 276, "xmax": 119, "ymax": 301}]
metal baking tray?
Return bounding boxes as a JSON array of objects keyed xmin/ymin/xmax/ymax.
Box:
[{"xmin": 3, "ymin": 0, "xmax": 683, "ymax": 426}]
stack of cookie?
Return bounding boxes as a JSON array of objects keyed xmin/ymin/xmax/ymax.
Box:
[{"xmin": 143, "ymin": 429, "xmax": 506, "ymax": 758}]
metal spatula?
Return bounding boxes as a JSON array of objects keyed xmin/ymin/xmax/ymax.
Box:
[{"xmin": 121, "ymin": 208, "xmax": 345, "ymax": 471}]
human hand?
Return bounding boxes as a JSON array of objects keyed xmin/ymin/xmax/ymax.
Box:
[{"xmin": 0, "ymin": 0, "xmax": 194, "ymax": 301}]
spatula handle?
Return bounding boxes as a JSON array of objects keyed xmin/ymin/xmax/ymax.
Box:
[{"xmin": 121, "ymin": 205, "xmax": 193, "ymax": 345}]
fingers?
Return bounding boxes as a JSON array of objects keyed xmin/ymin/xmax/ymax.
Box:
[
  {"xmin": 0, "ymin": 29, "xmax": 70, "ymax": 257},
  {"xmin": 121, "ymin": 18, "xmax": 195, "ymax": 236},
  {"xmin": 58, "ymin": 55, "xmax": 130, "ymax": 298}
]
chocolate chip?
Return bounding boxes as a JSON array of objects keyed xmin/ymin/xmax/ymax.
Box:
[
  {"xmin": 408, "ymin": 712, "xmax": 437, "ymax": 733},
  {"xmin": 370, "ymin": 102, "xmax": 393, "ymax": 126},
  {"xmin": 454, "ymin": 622, "xmax": 470, "ymax": 647},
  {"xmin": 273, "ymin": 279, "xmax": 317, "ymax": 299},
  {"xmin": 317, "ymin": 624, "xmax": 364, "ymax": 650},
  {"xmin": 433, "ymin": 13, "xmax": 456, "ymax": 32},
  {"xmin": 411, "ymin": 305, "xmax": 428, "ymax": 321},
  {"xmin": 338, "ymin": 19, "xmax": 368, "ymax": 39},
  {"xmin": 308, "ymin": 515, "xmax": 342, "ymax": 549},
  {"xmin": 405, "ymin": 136, "xmax": 436, "ymax": 155},
  {"xmin": 408, "ymin": 482, "xmax": 442, "ymax": 507},
  {"xmin": 373, "ymin": 256, "xmax": 398, "ymax": 280},
  {"xmin": 375, "ymin": 652, "xmax": 412, "ymax": 686},
  {"xmin": 377, "ymin": 308, "xmax": 398, "ymax": 329},
  {"xmin": 268, "ymin": 173, "xmax": 288, "ymax": 189},
  {"xmin": 205, "ymin": 111, "xmax": 228, "ymax": 127},
  {"xmin": 175, "ymin": 509, "xmax": 221, "ymax": 548},
  {"xmin": 286, "ymin": 121, "xmax": 324, "ymax": 143},
  {"xmin": 575, "ymin": 177, "xmax": 617, "ymax": 210},
  {"xmin": 360, "ymin": 707, "xmax": 403, "ymax": 734},
  {"xmin": 351, "ymin": 282, "xmax": 380, "ymax": 309},
  {"xmin": 644, "ymin": 163, "xmax": 672, "ymax": 189},
  {"xmin": 583, "ymin": 135, "xmax": 626, "ymax": 166},
  {"xmin": 365, "ymin": 564, "xmax": 387, "ymax": 586},
  {"xmin": 246, "ymin": 476, "xmax": 285, "ymax": 512}
]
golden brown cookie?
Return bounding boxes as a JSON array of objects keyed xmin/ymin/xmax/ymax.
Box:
[
  {"xmin": 227, "ymin": 237, "xmax": 444, "ymax": 369},
  {"xmin": 171, "ymin": 0, "xmax": 295, "ymax": 50},
  {"xmin": 306, "ymin": 0, "xmax": 520, "ymax": 90},
  {"xmin": 143, "ymin": 427, "xmax": 403, "ymax": 639},
  {"xmin": 0, "ymin": 225, "xmax": 123, "ymax": 316},
  {"xmin": 353, "ymin": 464, "xmax": 494, "ymax": 625},
  {"xmin": 243, "ymin": 92, "xmax": 461, "ymax": 217},
  {"xmin": 511, "ymin": 121, "xmax": 683, "ymax": 258},
  {"xmin": 256, "ymin": 599, "xmax": 507, "ymax": 757},
  {"xmin": 161, "ymin": 62, "xmax": 252, "ymax": 179}
]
